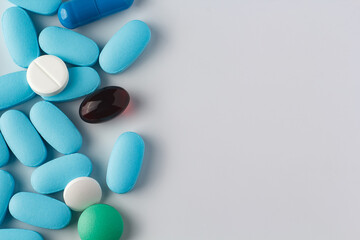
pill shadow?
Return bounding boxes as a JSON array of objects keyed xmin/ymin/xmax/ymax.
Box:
[{"xmin": 114, "ymin": 204, "xmax": 134, "ymax": 240}]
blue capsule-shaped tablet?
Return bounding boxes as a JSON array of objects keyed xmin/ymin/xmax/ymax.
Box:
[
  {"xmin": 31, "ymin": 153, "xmax": 92, "ymax": 194},
  {"xmin": 8, "ymin": 0, "xmax": 61, "ymax": 15},
  {"xmin": 0, "ymin": 229, "xmax": 43, "ymax": 240},
  {"xmin": 106, "ymin": 132, "xmax": 145, "ymax": 194},
  {"xmin": 2, "ymin": 7, "xmax": 40, "ymax": 68},
  {"xmin": 42, "ymin": 67, "xmax": 100, "ymax": 102},
  {"xmin": 0, "ymin": 110, "xmax": 47, "ymax": 167},
  {"xmin": 58, "ymin": 0, "xmax": 134, "ymax": 29},
  {"xmin": 9, "ymin": 192, "xmax": 71, "ymax": 229},
  {"xmin": 39, "ymin": 27, "xmax": 99, "ymax": 66},
  {"xmin": 0, "ymin": 132, "xmax": 9, "ymax": 168},
  {"xmin": 0, "ymin": 170, "xmax": 14, "ymax": 225},
  {"xmin": 99, "ymin": 20, "xmax": 151, "ymax": 74},
  {"xmin": 0, "ymin": 71, "xmax": 36, "ymax": 111},
  {"xmin": 30, "ymin": 101, "xmax": 82, "ymax": 154}
]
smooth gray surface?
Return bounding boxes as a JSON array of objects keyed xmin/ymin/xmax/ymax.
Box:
[{"xmin": 1, "ymin": 0, "xmax": 360, "ymax": 239}]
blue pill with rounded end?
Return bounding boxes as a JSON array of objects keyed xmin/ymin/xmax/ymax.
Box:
[
  {"xmin": 58, "ymin": 0, "xmax": 134, "ymax": 29},
  {"xmin": 106, "ymin": 132, "xmax": 145, "ymax": 194},
  {"xmin": 0, "ymin": 132, "xmax": 9, "ymax": 168},
  {"xmin": 8, "ymin": 0, "xmax": 61, "ymax": 15},
  {"xmin": 0, "ymin": 110, "xmax": 47, "ymax": 167},
  {"xmin": 2, "ymin": 7, "xmax": 40, "ymax": 68},
  {"xmin": 29, "ymin": 101, "xmax": 82, "ymax": 155},
  {"xmin": 0, "ymin": 229, "xmax": 43, "ymax": 240},
  {"xmin": 0, "ymin": 170, "xmax": 14, "ymax": 225},
  {"xmin": 0, "ymin": 71, "xmax": 36, "ymax": 111},
  {"xmin": 9, "ymin": 192, "xmax": 71, "ymax": 229},
  {"xmin": 31, "ymin": 153, "xmax": 92, "ymax": 194}
]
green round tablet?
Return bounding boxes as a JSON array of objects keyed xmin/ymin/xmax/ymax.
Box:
[{"xmin": 78, "ymin": 204, "xmax": 124, "ymax": 240}]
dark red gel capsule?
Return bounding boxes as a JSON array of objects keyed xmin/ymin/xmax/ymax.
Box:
[{"xmin": 79, "ymin": 86, "xmax": 130, "ymax": 123}]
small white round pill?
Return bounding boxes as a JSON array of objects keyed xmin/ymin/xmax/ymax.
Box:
[
  {"xmin": 63, "ymin": 177, "xmax": 102, "ymax": 212},
  {"xmin": 27, "ymin": 55, "xmax": 69, "ymax": 97}
]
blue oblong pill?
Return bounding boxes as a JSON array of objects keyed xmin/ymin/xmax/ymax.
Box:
[
  {"xmin": 2, "ymin": 7, "xmax": 40, "ymax": 68},
  {"xmin": 0, "ymin": 71, "xmax": 36, "ymax": 111},
  {"xmin": 106, "ymin": 132, "xmax": 145, "ymax": 194},
  {"xmin": 39, "ymin": 27, "xmax": 99, "ymax": 66},
  {"xmin": 0, "ymin": 229, "xmax": 43, "ymax": 240},
  {"xmin": 8, "ymin": 0, "xmax": 61, "ymax": 15},
  {"xmin": 0, "ymin": 110, "xmax": 47, "ymax": 167},
  {"xmin": 0, "ymin": 132, "xmax": 9, "ymax": 168},
  {"xmin": 42, "ymin": 67, "xmax": 100, "ymax": 102},
  {"xmin": 31, "ymin": 153, "xmax": 92, "ymax": 194},
  {"xmin": 9, "ymin": 192, "xmax": 71, "ymax": 229},
  {"xmin": 99, "ymin": 20, "xmax": 151, "ymax": 74},
  {"xmin": 30, "ymin": 101, "xmax": 82, "ymax": 154},
  {"xmin": 0, "ymin": 170, "xmax": 14, "ymax": 225}
]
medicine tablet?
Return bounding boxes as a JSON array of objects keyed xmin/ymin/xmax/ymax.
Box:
[
  {"xmin": 64, "ymin": 177, "xmax": 102, "ymax": 212},
  {"xmin": 31, "ymin": 153, "xmax": 92, "ymax": 194},
  {"xmin": 2, "ymin": 7, "xmax": 40, "ymax": 68},
  {"xmin": 0, "ymin": 229, "xmax": 43, "ymax": 240},
  {"xmin": 30, "ymin": 101, "xmax": 82, "ymax": 154},
  {"xmin": 106, "ymin": 132, "xmax": 145, "ymax": 194},
  {"xmin": 27, "ymin": 55, "xmax": 69, "ymax": 97},
  {"xmin": 58, "ymin": 0, "xmax": 134, "ymax": 29},
  {"xmin": 9, "ymin": 192, "xmax": 71, "ymax": 230},
  {"xmin": 0, "ymin": 71, "xmax": 36, "ymax": 111},
  {"xmin": 0, "ymin": 110, "xmax": 47, "ymax": 167},
  {"xmin": 43, "ymin": 67, "xmax": 100, "ymax": 102},
  {"xmin": 78, "ymin": 204, "xmax": 124, "ymax": 240},
  {"xmin": 0, "ymin": 170, "xmax": 14, "ymax": 225},
  {"xmin": 9, "ymin": 0, "xmax": 61, "ymax": 15},
  {"xmin": 0, "ymin": 132, "xmax": 9, "ymax": 168},
  {"xmin": 100, "ymin": 20, "xmax": 151, "ymax": 74}
]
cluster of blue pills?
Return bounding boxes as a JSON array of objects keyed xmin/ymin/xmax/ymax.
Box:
[{"xmin": 0, "ymin": 0, "xmax": 150, "ymax": 239}]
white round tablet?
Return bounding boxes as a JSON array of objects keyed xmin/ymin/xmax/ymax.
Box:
[
  {"xmin": 63, "ymin": 177, "xmax": 102, "ymax": 212},
  {"xmin": 27, "ymin": 55, "xmax": 69, "ymax": 97}
]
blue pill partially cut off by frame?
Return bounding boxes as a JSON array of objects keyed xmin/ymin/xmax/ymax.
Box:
[
  {"xmin": 2, "ymin": 7, "xmax": 40, "ymax": 68},
  {"xmin": 100, "ymin": 20, "xmax": 151, "ymax": 74},
  {"xmin": 0, "ymin": 71, "xmax": 36, "ymax": 111},
  {"xmin": 0, "ymin": 170, "xmax": 14, "ymax": 225},
  {"xmin": 0, "ymin": 229, "xmax": 43, "ymax": 240},
  {"xmin": 8, "ymin": 0, "xmax": 61, "ymax": 15},
  {"xmin": 30, "ymin": 101, "xmax": 82, "ymax": 154},
  {"xmin": 107, "ymin": 132, "xmax": 145, "ymax": 194},
  {"xmin": 9, "ymin": 192, "xmax": 71, "ymax": 229},
  {"xmin": 58, "ymin": 0, "xmax": 134, "ymax": 29},
  {"xmin": 0, "ymin": 132, "xmax": 9, "ymax": 168},
  {"xmin": 0, "ymin": 110, "xmax": 47, "ymax": 167},
  {"xmin": 39, "ymin": 27, "xmax": 99, "ymax": 66},
  {"xmin": 31, "ymin": 153, "xmax": 92, "ymax": 194},
  {"xmin": 43, "ymin": 67, "xmax": 100, "ymax": 102}
]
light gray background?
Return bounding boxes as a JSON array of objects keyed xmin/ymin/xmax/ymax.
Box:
[{"xmin": 1, "ymin": 0, "xmax": 360, "ymax": 239}]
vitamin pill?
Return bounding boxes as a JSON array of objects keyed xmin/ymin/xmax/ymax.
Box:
[
  {"xmin": 0, "ymin": 110, "xmax": 47, "ymax": 167},
  {"xmin": 27, "ymin": 55, "xmax": 69, "ymax": 97},
  {"xmin": 107, "ymin": 132, "xmax": 145, "ymax": 194},
  {"xmin": 2, "ymin": 7, "xmax": 40, "ymax": 68},
  {"xmin": 0, "ymin": 229, "xmax": 43, "ymax": 240},
  {"xmin": 79, "ymin": 86, "xmax": 130, "ymax": 123},
  {"xmin": 0, "ymin": 71, "xmax": 36, "ymax": 111},
  {"xmin": 43, "ymin": 67, "xmax": 100, "ymax": 102},
  {"xmin": 39, "ymin": 27, "xmax": 99, "ymax": 66},
  {"xmin": 30, "ymin": 101, "xmax": 82, "ymax": 154},
  {"xmin": 0, "ymin": 132, "xmax": 9, "ymax": 168},
  {"xmin": 100, "ymin": 20, "xmax": 151, "ymax": 74},
  {"xmin": 0, "ymin": 170, "xmax": 14, "ymax": 225},
  {"xmin": 31, "ymin": 153, "xmax": 92, "ymax": 194},
  {"xmin": 64, "ymin": 177, "xmax": 102, "ymax": 212},
  {"xmin": 78, "ymin": 204, "xmax": 124, "ymax": 240},
  {"xmin": 9, "ymin": 192, "xmax": 71, "ymax": 229},
  {"xmin": 9, "ymin": 0, "xmax": 61, "ymax": 15},
  {"xmin": 58, "ymin": 0, "xmax": 134, "ymax": 29}
]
